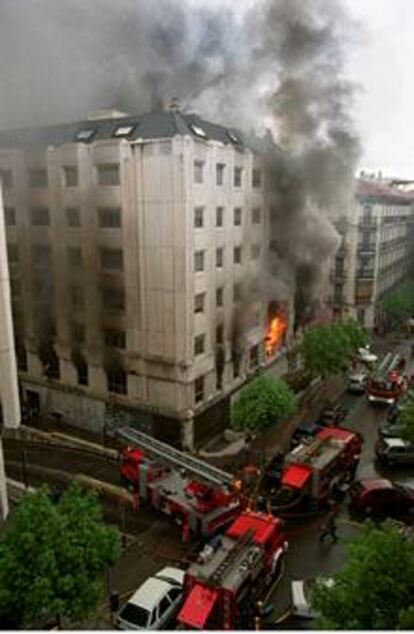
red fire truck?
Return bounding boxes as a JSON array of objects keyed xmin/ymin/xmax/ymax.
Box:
[
  {"xmin": 118, "ymin": 427, "xmax": 242, "ymax": 539},
  {"xmin": 177, "ymin": 510, "xmax": 287, "ymax": 630},
  {"xmin": 366, "ymin": 352, "xmax": 407, "ymax": 405},
  {"xmin": 272, "ymin": 426, "xmax": 362, "ymax": 510}
]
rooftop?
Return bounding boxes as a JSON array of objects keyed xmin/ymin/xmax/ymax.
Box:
[
  {"xmin": 357, "ymin": 178, "xmax": 414, "ymax": 204},
  {"xmin": 0, "ymin": 110, "xmax": 276, "ymax": 155}
]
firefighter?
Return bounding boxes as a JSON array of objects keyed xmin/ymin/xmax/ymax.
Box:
[{"xmin": 319, "ymin": 504, "xmax": 339, "ymax": 543}]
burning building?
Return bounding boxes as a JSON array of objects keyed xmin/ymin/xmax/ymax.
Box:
[{"xmin": 0, "ymin": 109, "xmax": 293, "ymax": 449}]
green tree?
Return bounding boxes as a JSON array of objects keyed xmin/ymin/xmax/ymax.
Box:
[
  {"xmin": 0, "ymin": 483, "xmax": 121, "ymax": 628},
  {"xmin": 311, "ymin": 522, "xmax": 414, "ymax": 629},
  {"xmin": 398, "ymin": 391, "xmax": 414, "ymax": 444},
  {"xmin": 381, "ymin": 279, "xmax": 414, "ymax": 328},
  {"xmin": 299, "ymin": 320, "xmax": 369, "ymax": 378},
  {"xmin": 231, "ymin": 375, "xmax": 297, "ymax": 432}
]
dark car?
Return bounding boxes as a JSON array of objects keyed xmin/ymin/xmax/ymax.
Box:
[
  {"xmin": 316, "ymin": 403, "xmax": 348, "ymax": 426},
  {"xmin": 349, "ymin": 479, "xmax": 414, "ymax": 523},
  {"xmin": 290, "ymin": 420, "xmax": 324, "ymax": 448}
]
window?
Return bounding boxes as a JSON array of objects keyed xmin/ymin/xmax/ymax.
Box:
[
  {"xmin": 234, "ymin": 166, "xmax": 243, "ymax": 187},
  {"xmin": 101, "ymin": 286, "xmax": 125, "ymax": 310},
  {"xmin": 233, "ymin": 282, "xmax": 242, "ymax": 302},
  {"xmin": 250, "ymin": 344, "xmax": 259, "ymax": 369},
  {"xmin": 31, "ymin": 207, "xmax": 50, "ymax": 226},
  {"xmin": 98, "ymin": 207, "xmax": 121, "ymax": 228},
  {"xmin": 194, "ymin": 160, "xmax": 204, "ymax": 184},
  {"xmin": 76, "ymin": 128, "xmax": 95, "ymax": 141},
  {"xmin": 194, "ymin": 376, "xmax": 204, "ymax": 403},
  {"xmin": 234, "ymin": 207, "xmax": 242, "ymax": 226},
  {"xmin": 194, "ymin": 207, "xmax": 204, "ymax": 228},
  {"xmin": 233, "ymin": 246, "xmax": 242, "ymax": 264},
  {"xmin": 159, "ymin": 596, "xmax": 171, "ymax": 617},
  {"xmin": 33, "ymin": 244, "xmax": 51, "ymax": 267},
  {"xmin": 190, "ymin": 124, "xmax": 207, "ymax": 139},
  {"xmin": 29, "ymin": 168, "xmax": 47, "ymax": 188},
  {"xmin": 0, "ymin": 169, "xmax": 13, "ymax": 188},
  {"xmin": 216, "ymin": 163, "xmax": 225, "ymax": 186},
  {"xmin": 68, "ymin": 247, "xmax": 82, "ymax": 268},
  {"xmin": 168, "ymin": 588, "xmax": 181, "ymax": 602},
  {"xmin": 216, "ymin": 324, "xmax": 224, "ymax": 344},
  {"xmin": 4, "ymin": 207, "xmax": 15, "ymax": 226},
  {"xmin": 216, "ymin": 206, "xmax": 224, "ymax": 227},
  {"xmin": 70, "ymin": 285, "xmax": 84, "ymax": 308},
  {"xmin": 96, "ymin": 164, "xmax": 120, "ymax": 186},
  {"xmin": 252, "ymin": 168, "xmax": 262, "ymax": 188},
  {"xmin": 10, "ymin": 278, "xmax": 20, "ymax": 299},
  {"xmin": 227, "ymin": 131, "xmax": 239, "ymax": 144},
  {"xmin": 194, "ymin": 292, "xmax": 205, "ymax": 314},
  {"xmin": 113, "ymin": 124, "xmax": 135, "ymax": 137},
  {"xmin": 252, "ymin": 208, "xmax": 261, "ymax": 224},
  {"xmin": 194, "ymin": 334, "xmax": 205, "ymax": 355},
  {"xmin": 216, "ymin": 248, "xmax": 224, "ymax": 268},
  {"xmin": 100, "ymin": 249, "xmax": 123, "ymax": 271},
  {"xmin": 251, "ymin": 244, "xmax": 261, "ymax": 259},
  {"xmin": 7, "ymin": 244, "xmax": 18, "ymax": 262},
  {"xmin": 66, "ymin": 207, "xmax": 80, "ymax": 227},
  {"xmin": 194, "ymin": 251, "xmax": 205, "ymax": 272},
  {"xmin": 216, "ymin": 287, "xmax": 223, "ymax": 307},
  {"xmin": 77, "ymin": 360, "xmax": 88, "ymax": 386},
  {"xmin": 107, "ymin": 369, "xmax": 127, "ymax": 395},
  {"xmin": 71, "ymin": 322, "xmax": 85, "ymax": 343},
  {"xmin": 63, "ymin": 166, "xmax": 78, "ymax": 187},
  {"xmin": 104, "ymin": 328, "xmax": 126, "ymax": 349}
]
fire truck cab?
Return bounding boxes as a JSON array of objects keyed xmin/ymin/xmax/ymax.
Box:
[
  {"xmin": 276, "ymin": 427, "xmax": 362, "ymax": 508},
  {"xmin": 177, "ymin": 511, "xmax": 287, "ymax": 630},
  {"xmin": 367, "ymin": 352, "xmax": 407, "ymax": 405}
]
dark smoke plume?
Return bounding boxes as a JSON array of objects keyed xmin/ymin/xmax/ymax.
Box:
[{"xmin": 0, "ymin": 0, "xmax": 360, "ymax": 331}]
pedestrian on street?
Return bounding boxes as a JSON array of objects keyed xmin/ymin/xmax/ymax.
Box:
[{"xmin": 319, "ymin": 505, "xmax": 339, "ymax": 543}]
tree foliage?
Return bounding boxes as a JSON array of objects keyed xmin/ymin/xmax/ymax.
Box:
[
  {"xmin": 0, "ymin": 483, "xmax": 121, "ymax": 628},
  {"xmin": 398, "ymin": 391, "xmax": 414, "ymax": 445},
  {"xmin": 381, "ymin": 279, "xmax": 414, "ymax": 327},
  {"xmin": 231, "ymin": 375, "xmax": 297, "ymax": 432},
  {"xmin": 311, "ymin": 522, "xmax": 414, "ymax": 630},
  {"xmin": 299, "ymin": 320, "xmax": 369, "ymax": 378}
]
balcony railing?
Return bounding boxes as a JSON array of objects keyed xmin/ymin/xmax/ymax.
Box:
[{"xmin": 356, "ymin": 269, "xmax": 375, "ymax": 279}]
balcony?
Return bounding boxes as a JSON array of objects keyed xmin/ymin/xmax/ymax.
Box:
[
  {"xmin": 356, "ymin": 269, "xmax": 375, "ymax": 280},
  {"xmin": 357, "ymin": 242, "xmax": 376, "ymax": 253},
  {"xmin": 358, "ymin": 220, "xmax": 377, "ymax": 231}
]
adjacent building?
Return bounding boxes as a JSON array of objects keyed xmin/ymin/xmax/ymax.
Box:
[
  {"xmin": 329, "ymin": 176, "xmax": 414, "ymax": 330},
  {"xmin": 0, "ymin": 109, "xmax": 290, "ymax": 448}
]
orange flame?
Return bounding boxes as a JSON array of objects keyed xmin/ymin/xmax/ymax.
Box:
[{"xmin": 265, "ymin": 315, "xmax": 287, "ymax": 356}]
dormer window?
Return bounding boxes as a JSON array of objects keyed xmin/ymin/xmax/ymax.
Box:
[
  {"xmin": 190, "ymin": 124, "xmax": 207, "ymax": 139},
  {"xmin": 76, "ymin": 129, "xmax": 96, "ymax": 141},
  {"xmin": 227, "ymin": 131, "xmax": 240, "ymax": 144},
  {"xmin": 113, "ymin": 125, "xmax": 135, "ymax": 138}
]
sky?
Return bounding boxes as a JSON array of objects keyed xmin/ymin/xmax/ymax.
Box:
[{"xmin": 343, "ymin": 0, "xmax": 414, "ymax": 178}]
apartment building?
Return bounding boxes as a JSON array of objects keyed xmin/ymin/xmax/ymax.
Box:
[
  {"xmin": 329, "ymin": 177, "xmax": 414, "ymax": 330},
  {"xmin": 0, "ymin": 109, "xmax": 288, "ymax": 448}
]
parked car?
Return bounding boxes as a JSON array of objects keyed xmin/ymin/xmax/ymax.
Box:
[
  {"xmin": 375, "ymin": 437, "xmax": 414, "ymax": 466},
  {"xmin": 115, "ymin": 566, "xmax": 185, "ymax": 630},
  {"xmin": 349, "ymin": 479, "xmax": 414, "ymax": 523},
  {"xmin": 379, "ymin": 419, "xmax": 407, "ymax": 439},
  {"xmin": 316, "ymin": 403, "xmax": 348, "ymax": 426},
  {"xmin": 348, "ymin": 370, "xmax": 368, "ymax": 394},
  {"xmin": 291, "ymin": 577, "xmax": 334, "ymax": 619}
]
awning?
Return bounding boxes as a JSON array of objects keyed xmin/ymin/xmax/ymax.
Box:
[
  {"xmin": 281, "ymin": 464, "xmax": 311, "ymax": 489},
  {"xmin": 177, "ymin": 584, "xmax": 219, "ymax": 629}
]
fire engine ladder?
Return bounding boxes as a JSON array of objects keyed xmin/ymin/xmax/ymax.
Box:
[
  {"xmin": 210, "ymin": 529, "xmax": 255, "ymax": 585},
  {"xmin": 117, "ymin": 426, "xmax": 234, "ymax": 488},
  {"xmin": 376, "ymin": 352, "xmax": 400, "ymax": 379}
]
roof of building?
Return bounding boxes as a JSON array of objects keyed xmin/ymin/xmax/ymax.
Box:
[
  {"xmin": 0, "ymin": 110, "xmax": 276, "ymax": 154},
  {"xmin": 357, "ymin": 178, "xmax": 414, "ymax": 204}
]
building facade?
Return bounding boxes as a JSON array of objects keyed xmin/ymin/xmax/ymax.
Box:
[
  {"xmin": 329, "ymin": 177, "xmax": 414, "ymax": 330},
  {"xmin": 0, "ymin": 110, "xmax": 289, "ymax": 448}
]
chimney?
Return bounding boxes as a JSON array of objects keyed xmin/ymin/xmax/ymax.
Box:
[{"xmin": 169, "ymin": 97, "xmax": 181, "ymax": 112}]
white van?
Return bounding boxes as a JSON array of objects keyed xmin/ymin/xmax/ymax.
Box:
[{"xmin": 116, "ymin": 566, "xmax": 185, "ymax": 630}]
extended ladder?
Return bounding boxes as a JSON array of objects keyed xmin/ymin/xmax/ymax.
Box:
[{"xmin": 117, "ymin": 426, "xmax": 234, "ymax": 488}]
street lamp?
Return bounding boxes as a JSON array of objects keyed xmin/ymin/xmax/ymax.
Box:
[{"xmin": 0, "ymin": 179, "xmax": 21, "ymax": 519}]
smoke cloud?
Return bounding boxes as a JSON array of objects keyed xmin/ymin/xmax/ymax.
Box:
[{"xmin": 0, "ymin": 0, "xmax": 360, "ymax": 327}]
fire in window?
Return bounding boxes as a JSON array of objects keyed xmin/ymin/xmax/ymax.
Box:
[{"xmin": 264, "ymin": 302, "xmax": 287, "ymax": 357}]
